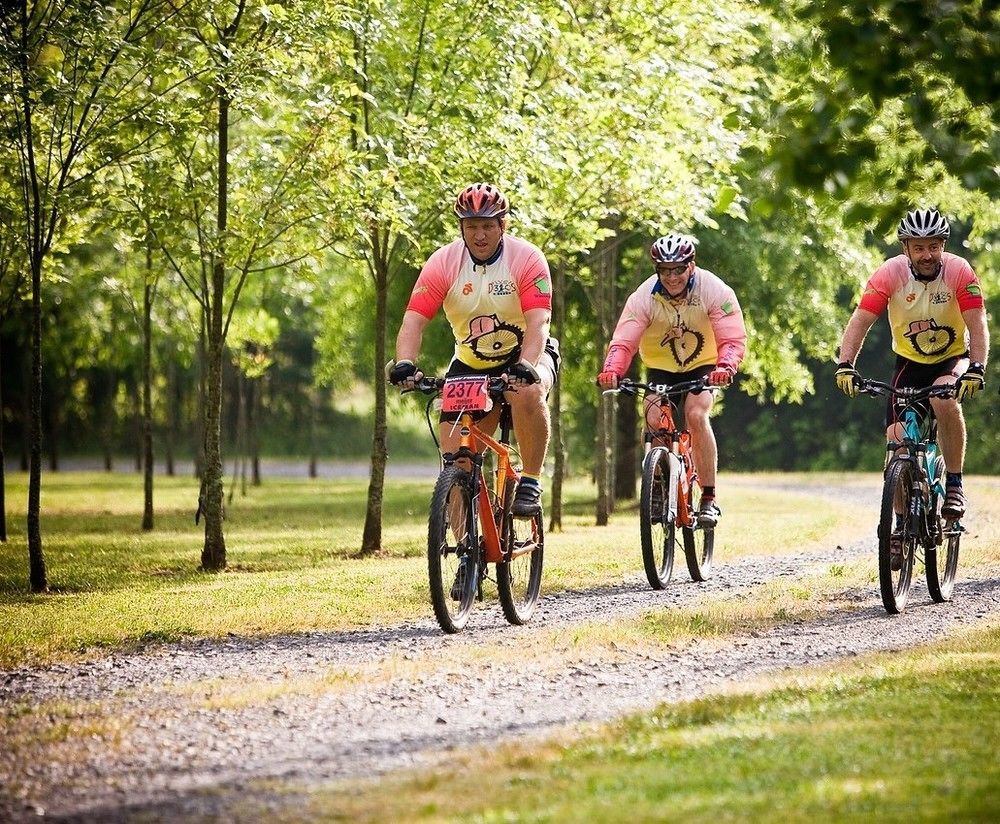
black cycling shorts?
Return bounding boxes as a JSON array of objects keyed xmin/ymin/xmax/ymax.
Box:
[{"xmin": 884, "ymin": 354, "xmax": 967, "ymax": 429}]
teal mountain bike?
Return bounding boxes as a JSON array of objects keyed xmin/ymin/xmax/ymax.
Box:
[{"xmin": 859, "ymin": 379, "xmax": 963, "ymax": 614}]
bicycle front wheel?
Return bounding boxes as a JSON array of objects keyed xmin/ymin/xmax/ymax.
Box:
[
  {"xmin": 640, "ymin": 447, "xmax": 676, "ymax": 589},
  {"xmin": 879, "ymin": 458, "xmax": 917, "ymax": 614},
  {"xmin": 428, "ymin": 466, "xmax": 479, "ymax": 633},
  {"xmin": 497, "ymin": 504, "xmax": 544, "ymax": 625},
  {"xmin": 682, "ymin": 476, "xmax": 714, "ymax": 582},
  {"xmin": 925, "ymin": 455, "xmax": 959, "ymax": 603}
]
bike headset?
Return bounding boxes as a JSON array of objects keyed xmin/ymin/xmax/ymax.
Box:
[{"xmin": 454, "ymin": 183, "xmax": 508, "ymax": 273}]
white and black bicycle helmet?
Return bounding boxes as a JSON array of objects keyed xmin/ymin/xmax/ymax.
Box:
[
  {"xmin": 650, "ymin": 233, "xmax": 696, "ymax": 264},
  {"xmin": 896, "ymin": 208, "xmax": 950, "ymax": 241}
]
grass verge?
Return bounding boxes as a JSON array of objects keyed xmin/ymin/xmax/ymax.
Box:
[
  {"xmin": 296, "ymin": 622, "xmax": 1000, "ymax": 822},
  {"xmin": 1, "ymin": 472, "xmax": 996, "ymax": 668}
]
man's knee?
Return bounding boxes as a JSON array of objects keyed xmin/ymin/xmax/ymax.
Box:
[
  {"xmin": 686, "ymin": 406, "xmax": 711, "ymax": 429},
  {"xmin": 508, "ymin": 382, "xmax": 547, "ymax": 409}
]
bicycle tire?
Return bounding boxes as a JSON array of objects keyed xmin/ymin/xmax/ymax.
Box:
[
  {"xmin": 926, "ymin": 455, "xmax": 959, "ymax": 602},
  {"xmin": 427, "ymin": 466, "xmax": 479, "ymax": 633},
  {"xmin": 878, "ymin": 458, "xmax": 917, "ymax": 614},
  {"xmin": 682, "ymin": 475, "xmax": 714, "ymax": 581},
  {"xmin": 639, "ymin": 447, "xmax": 676, "ymax": 589},
  {"xmin": 497, "ymin": 490, "xmax": 544, "ymax": 625}
]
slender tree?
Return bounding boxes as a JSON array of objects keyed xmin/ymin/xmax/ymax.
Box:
[{"xmin": 0, "ymin": 0, "xmax": 187, "ymax": 590}]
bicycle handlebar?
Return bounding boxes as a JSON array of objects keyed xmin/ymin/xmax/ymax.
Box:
[
  {"xmin": 603, "ymin": 377, "xmax": 713, "ymax": 398},
  {"xmin": 858, "ymin": 378, "xmax": 957, "ymax": 401},
  {"xmin": 408, "ymin": 376, "xmax": 511, "ymax": 397}
]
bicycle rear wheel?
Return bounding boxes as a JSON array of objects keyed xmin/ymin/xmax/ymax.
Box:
[
  {"xmin": 640, "ymin": 447, "xmax": 676, "ymax": 589},
  {"xmin": 497, "ymin": 489, "xmax": 544, "ymax": 625},
  {"xmin": 682, "ymin": 476, "xmax": 714, "ymax": 582},
  {"xmin": 925, "ymin": 455, "xmax": 959, "ymax": 602},
  {"xmin": 428, "ymin": 466, "xmax": 479, "ymax": 633},
  {"xmin": 878, "ymin": 458, "xmax": 917, "ymax": 614}
]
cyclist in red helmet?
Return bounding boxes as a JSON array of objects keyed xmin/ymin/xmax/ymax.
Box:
[
  {"xmin": 835, "ymin": 208, "xmax": 989, "ymax": 535},
  {"xmin": 597, "ymin": 233, "xmax": 747, "ymax": 526},
  {"xmin": 388, "ymin": 183, "xmax": 559, "ymax": 517}
]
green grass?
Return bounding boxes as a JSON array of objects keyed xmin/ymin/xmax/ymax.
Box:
[
  {"xmin": 1, "ymin": 472, "xmax": 997, "ymax": 668},
  {"xmin": 298, "ymin": 625, "xmax": 1000, "ymax": 822}
]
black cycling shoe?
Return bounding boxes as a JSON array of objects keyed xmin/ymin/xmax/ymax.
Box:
[{"xmin": 511, "ymin": 480, "xmax": 542, "ymax": 518}]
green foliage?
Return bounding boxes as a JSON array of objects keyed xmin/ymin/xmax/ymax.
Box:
[{"xmin": 759, "ymin": 0, "xmax": 999, "ymax": 230}]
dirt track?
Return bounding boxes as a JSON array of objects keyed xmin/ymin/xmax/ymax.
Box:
[{"xmin": 2, "ymin": 477, "xmax": 998, "ymax": 822}]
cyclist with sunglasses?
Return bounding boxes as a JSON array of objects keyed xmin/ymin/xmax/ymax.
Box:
[{"xmin": 597, "ymin": 233, "xmax": 747, "ymax": 526}]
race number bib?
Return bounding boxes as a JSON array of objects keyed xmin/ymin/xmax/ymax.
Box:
[{"xmin": 440, "ymin": 375, "xmax": 490, "ymax": 413}]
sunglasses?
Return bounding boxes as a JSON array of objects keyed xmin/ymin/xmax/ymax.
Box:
[{"xmin": 656, "ymin": 263, "xmax": 689, "ymax": 276}]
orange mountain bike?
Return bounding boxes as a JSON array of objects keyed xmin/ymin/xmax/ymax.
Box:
[
  {"xmin": 608, "ymin": 378, "xmax": 715, "ymax": 588},
  {"xmin": 411, "ymin": 375, "xmax": 544, "ymax": 633}
]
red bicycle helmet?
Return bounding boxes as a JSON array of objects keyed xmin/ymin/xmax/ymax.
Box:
[{"xmin": 454, "ymin": 183, "xmax": 509, "ymax": 219}]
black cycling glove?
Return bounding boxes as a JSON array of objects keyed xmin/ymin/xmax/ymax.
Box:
[{"xmin": 387, "ymin": 360, "xmax": 418, "ymax": 385}]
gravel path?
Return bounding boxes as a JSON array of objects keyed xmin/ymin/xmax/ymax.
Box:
[{"xmin": 2, "ymin": 478, "xmax": 998, "ymax": 822}]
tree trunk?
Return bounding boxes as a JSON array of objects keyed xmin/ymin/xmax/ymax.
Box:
[
  {"xmin": 359, "ymin": 234, "xmax": 388, "ymax": 556},
  {"xmin": 614, "ymin": 360, "xmax": 639, "ymax": 501},
  {"xmin": 250, "ymin": 375, "xmax": 261, "ymax": 486},
  {"xmin": 141, "ymin": 246, "xmax": 154, "ymax": 531},
  {"xmin": 196, "ymin": 311, "xmax": 207, "ymax": 479},
  {"xmin": 549, "ymin": 261, "xmax": 566, "ymax": 531},
  {"xmin": 165, "ymin": 357, "xmax": 176, "ymax": 476},
  {"xmin": 593, "ymin": 223, "xmax": 619, "ymax": 525},
  {"xmin": 132, "ymin": 375, "xmax": 142, "ymax": 472},
  {"xmin": 229, "ymin": 368, "xmax": 247, "ymax": 503},
  {"xmin": 28, "ymin": 251, "xmax": 47, "ymax": 591},
  {"xmin": 201, "ymin": 81, "xmax": 229, "ymax": 572},
  {"xmin": 308, "ymin": 385, "xmax": 319, "ymax": 479}
]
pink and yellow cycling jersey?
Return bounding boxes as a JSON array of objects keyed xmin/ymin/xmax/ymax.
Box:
[
  {"xmin": 602, "ymin": 269, "xmax": 747, "ymax": 375},
  {"xmin": 406, "ymin": 235, "xmax": 552, "ymax": 369},
  {"xmin": 858, "ymin": 253, "xmax": 984, "ymax": 364}
]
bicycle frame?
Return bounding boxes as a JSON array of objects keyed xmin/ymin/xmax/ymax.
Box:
[
  {"xmin": 890, "ymin": 407, "xmax": 944, "ymax": 499},
  {"xmin": 446, "ymin": 408, "xmax": 520, "ymax": 565},
  {"xmin": 609, "ymin": 378, "xmax": 710, "ymax": 530},
  {"xmin": 643, "ymin": 391, "xmax": 697, "ymax": 528},
  {"xmin": 865, "ymin": 379, "xmax": 954, "ymax": 544}
]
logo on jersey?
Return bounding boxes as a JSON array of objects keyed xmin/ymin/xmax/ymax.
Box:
[
  {"xmin": 905, "ymin": 292, "xmax": 916, "ymax": 303},
  {"xmin": 661, "ymin": 324, "xmax": 705, "ymax": 368},
  {"xmin": 904, "ymin": 318, "xmax": 955, "ymax": 358},
  {"xmin": 966, "ymin": 284, "xmax": 982, "ymax": 297},
  {"xmin": 534, "ymin": 276, "xmax": 551, "ymax": 295},
  {"xmin": 462, "ymin": 314, "xmax": 523, "ymax": 362},
  {"xmin": 930, "ymin": 292, "xmax": 951, "ymax": 305},
  {"xmin": 462, "ymin": 282, "xmax": 473, "ymax": 295},
  {"xmin": 487, "ymin": 279, "xmax": 516, "ymax": 297}
]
